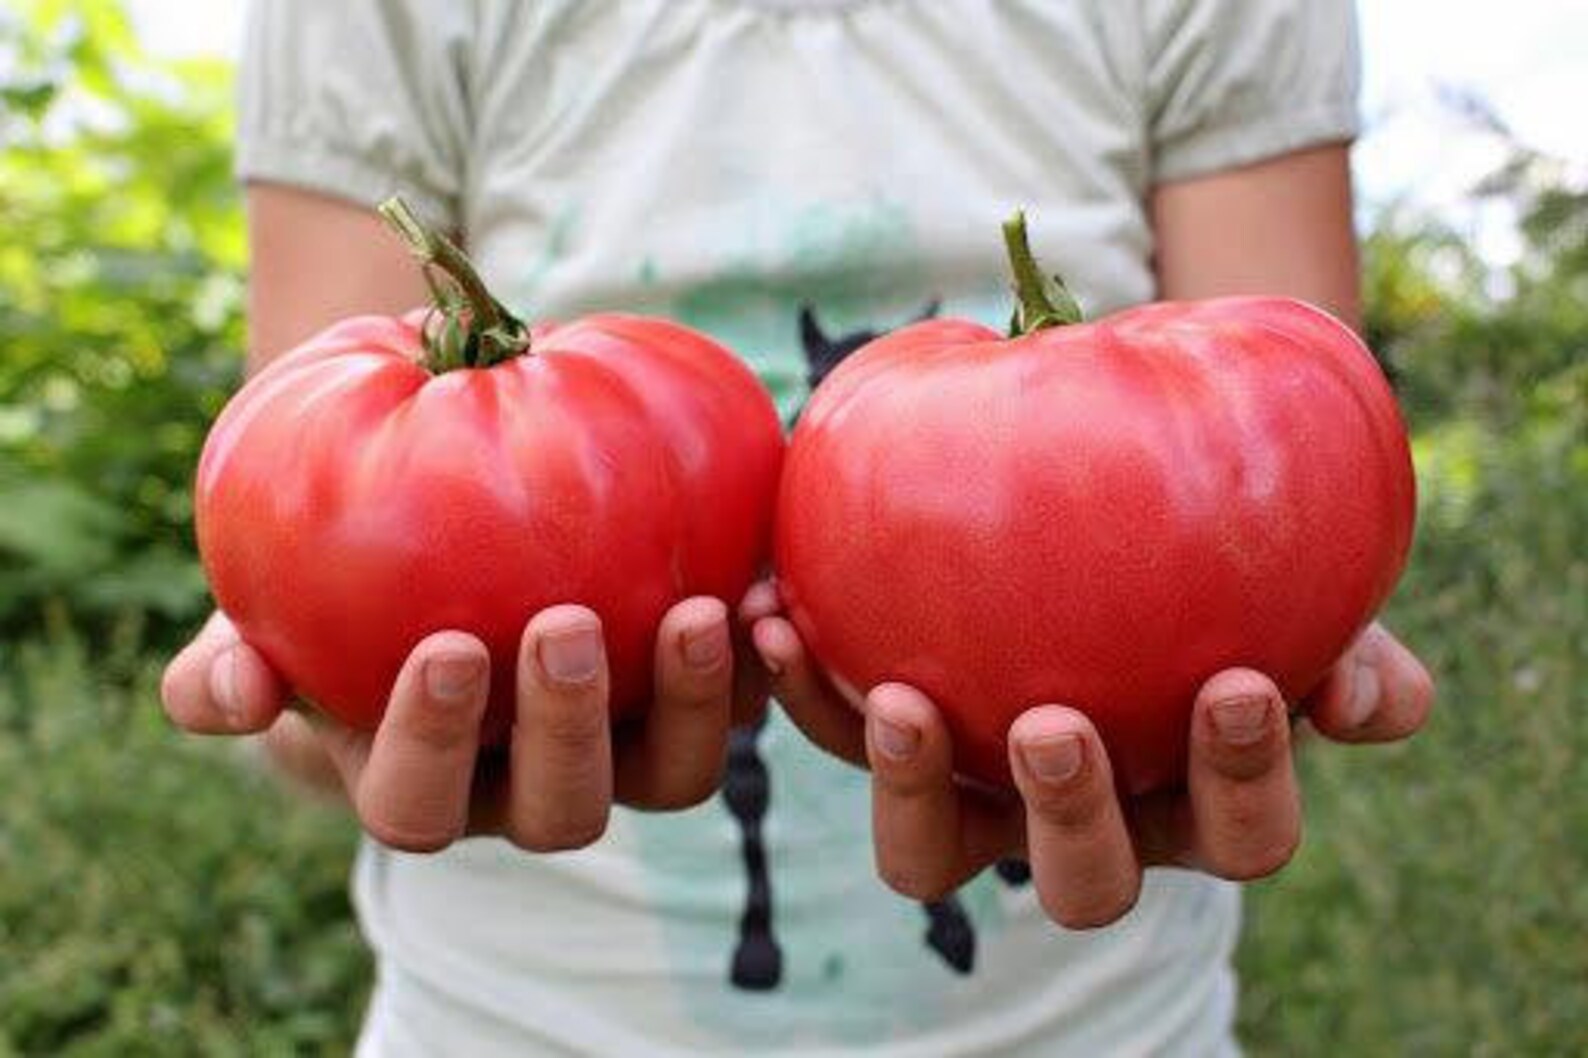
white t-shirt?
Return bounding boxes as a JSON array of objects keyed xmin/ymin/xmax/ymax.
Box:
[{"xmin": 237, "ymin": 2, "xmax": 1360, "ymax": 1054}]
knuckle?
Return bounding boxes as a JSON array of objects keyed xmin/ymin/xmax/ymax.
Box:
[
  {"xmin": 533, "ymin": 708, "xmax": 607, "ymax": 755},
  {"xmin": 1042, "ymin": 879, "xmax": 1142, "ymax": 930},
  {"xmin": 1398, "ymin": 673, "xmax": 1436, "ymax": 734},
  {"xmin": 1225, "ymin": 826, "xmax": 1302, "ymax": 876},
  {"xmin": 660, "ymin": 679, "xmax": 730, "ymax": 720},
  {"xmin": 876, "ymin": 857, "xmax": 956, "ymax": 902},
  {"xmin": 1211, "ymin": 825, "xmax": 1301, "ymax": 881},
  {"xmin": 533, "ymin": 708, "xmax": 606, "ymax": 759},
  {"xmin": 873, "ymin": 762, "xmax": 939, "ymax": 799},
  {"xmin": 1205, "ymin": 785, "xmax": 1276, "ymax": 841},
  {"xmin": 641, "ymin": 767, "xmax": 723, "ymax": 812},
  {"xmin": 159, "ymin": 660, "xmax": 210, "ymax": 727},
  {"xmin": 158, "ymin": 660, "xmax": 186, "ymax": 712},
  {"xmin": 392, "ymin": 708, "xmax": 478, "ymax": 753},
  {"xmin": 1027, "ymin": 780, "xmax": 1112, "ymax": 832},
  {"xmin": 1210, "ymin": 741, "xmax": 1286, "ymax": 783},
  {"xmin": 871, "ymin": 746, "xmax": 952, "ymax": 798},
  {"xmin": 361, "ymin": 815, "xmax": 454, "ymax": 854},
  {"xmin": 511, "ymin": 811, "xmax": 609, "ymax": 853}
]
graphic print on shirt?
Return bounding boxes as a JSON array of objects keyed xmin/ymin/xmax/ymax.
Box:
[
  {"xmin": 571, "ymin": 198, "xmax": 1029, "ymax": 1043},
  {"xmin": 665, "ymin": 199, "xmax": 933, "ymax": 421},
  {"xmin": 796, "ymin": 299, "xmax": 940, "ymax": 396}
]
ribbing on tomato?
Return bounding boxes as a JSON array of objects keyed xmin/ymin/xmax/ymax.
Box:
[
  {"xmin": 195, "ymin": 198, "xmax": 784, "ymax": 742},
  {"xmin": 775, "ymin": 212, "xmax": 1415, "ymax": 795}
]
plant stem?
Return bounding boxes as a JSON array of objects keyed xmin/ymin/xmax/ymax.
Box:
[
  {"xmin": 377, "ymin": 195, "xmax": 529, "ymax": 370},
  {"xmin": 1002, "ymin": 210, "xmax": 1083, "ymax": 336}
]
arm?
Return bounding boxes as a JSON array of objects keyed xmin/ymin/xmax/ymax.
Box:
[
  {"xmin": 245, "ymin": 184, "xmax": 431, "ymax": 371},
  {"xmin": 1151, "ymin": 143, "xmax": 1361, "ymax": 325}
]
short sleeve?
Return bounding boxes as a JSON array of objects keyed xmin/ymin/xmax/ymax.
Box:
[
  {"xmin": 1144, "ymin": 0, "xmax": 1360, "ymax": 184},
  {"xmin": 235, "ymin": 0, "xmax": 474, "ymax": 228}
]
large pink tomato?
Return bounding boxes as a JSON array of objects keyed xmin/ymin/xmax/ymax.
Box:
[
  {"xmin": 775, "ymin": 215, "xmax": 1415, "ymax": 794},
  {"xmin": 196, "ymin": 199, "xmax": 783, "ymax": 742}
]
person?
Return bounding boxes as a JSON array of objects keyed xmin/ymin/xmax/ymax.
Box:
[{"xmin": 160, "ymin": 1, "xmax": 1435, "ymax": 1054}]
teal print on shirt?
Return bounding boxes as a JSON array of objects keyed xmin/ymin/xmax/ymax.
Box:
[
  {"xmin": 518, "ymin": 204, "xmax": 581, "ymax": 298},
  {"xmin": 663, "ymin": 198, "xmax": 932, "ymax": 422}
]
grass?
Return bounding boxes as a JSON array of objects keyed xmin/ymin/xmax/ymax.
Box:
[
  {"xmin": 0, "ymin": 623, "xmax": 367, "ymax": 1056},
  {"xmin": 1, "ymin": 414, "xmax": 1583, "ymax": 1057},
  {"xmin": 1237, "ymin": 409, "xmax": 1588, "ymax": 1056}
]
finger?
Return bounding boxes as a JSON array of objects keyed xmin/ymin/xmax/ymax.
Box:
[
  {"xmin": 1187, "ymin": 669, "xmax": 1301, "ymax": 880},
  {"xmin": 728, "ymin": 629, "xmax": 771, "ymax": 728},
  {"xmin": 616, "ymin": 597, "xmax": 733, "ymax": 809},
  {"xmin": 737, "ymin": 578, "xmax": 782, "ymax": 624},
  {"xmin": 160, "ymin": 612, "xmax": 286, "ymax": 734},
  {"xmin": 865, "ymin": 684, "xmax": 979, "ymax": 900},
  {"xmin": 753, "ymin": 615, "xmax": 867, "ymax": 767},
  {"xmin": 732, "ymin": 580, "xmax": 781, "ymax": 726},
  {"xmin": 353, "ymin": 632, "xmax": 491, "ymax": 853},
  {"xmin": 1306, "ymin": 623, "xmax": 1436, "ymax": 743},
  {"xmin": 508, "ymin": 606, "xmax": 613, "ymax": 851},
  {"xmin": 1010, "ymin": 707, "xmax": 1142, "ymax": 929}
]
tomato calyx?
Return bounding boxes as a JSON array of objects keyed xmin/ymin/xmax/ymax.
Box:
[
  {"xmin": 378, "ymin": 195, "xmax": 531, "ymax": 372},
  {"xmin": 1002, "ymin": 209, "xmax": 1084, "ymax": 337}
]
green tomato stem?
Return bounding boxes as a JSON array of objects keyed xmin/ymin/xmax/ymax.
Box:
[
  {"xmin": 1002, "ymin": 209, "xmax": 1084, "ymax": 336},
  {"xmin": 377, "ymin": 195, "xmax": 530, "ymax": 371}
]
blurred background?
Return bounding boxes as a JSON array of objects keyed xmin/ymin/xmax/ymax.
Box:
[{"xmin": 1, "ymin": 1, "xmax": 1583, "ymax": 1054}]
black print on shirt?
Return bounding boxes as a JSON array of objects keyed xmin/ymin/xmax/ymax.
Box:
[
  {"xmin": 721, "ymin": 298, "xmax": 1042, "ymax": 991},
  {"xmin": 796, "ymin": 299, "xmax": 941, "ymax": 395}
]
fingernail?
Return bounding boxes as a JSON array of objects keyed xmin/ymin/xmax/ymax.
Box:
[
  {"xmin": 210, "ymin": 647, "xmax": 241, "ymax": 721},
  {"xmin": 425, "ymin": 654, "xmax": 485, "ymax": 704},
  {"xmin": 1212, "ymin": 696, "xmax": 1273, "ymax": 746},
  {"xmin": 1022, "ymin": 734, "xmax": 1083, "ymax": 784},
  {"xmin": 1343, "ymin": 660, "xmax": 1380, "ymax": 729},
  {"xmin": 539, "ymin": 627, "xmax": 601, "ymax": 685},
  {"xmin": 871, "ymin": 715, "xmax": 920, "ymax": 761},
  {"xmin": 683, "ymin": 622, "xmax": 727, "ymax": 670}
]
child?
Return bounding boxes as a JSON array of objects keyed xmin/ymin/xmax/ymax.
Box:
[{"xmin": 162, "ymin": 1, "xmax": 1433, "ymax": 1053}]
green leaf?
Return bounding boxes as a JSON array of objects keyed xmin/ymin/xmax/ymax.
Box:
[{"xmin": 0, "ymin": 477, "xmax": 122, "ymax": 573}]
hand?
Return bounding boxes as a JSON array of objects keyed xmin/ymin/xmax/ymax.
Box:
[
  {"xmin": 748, "ymin": 593, "xmax": 1434, "ymax": 929},
  {"xmin": 161, "ymin": 598, "xmax": 765, "ymax": 852}
]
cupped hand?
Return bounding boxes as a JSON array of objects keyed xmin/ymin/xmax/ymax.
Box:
[
  {"xmin": 161, "ymin": 598, "xmax": 765, "ymax": 853},
  {"xmin": 747, "ymin": 588, "xmax": 1434, "ymax": 929}
]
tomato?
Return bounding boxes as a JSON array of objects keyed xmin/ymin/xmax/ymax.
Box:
[
  {"xmin": 775, "ymin": 213, "xmax": 1415, "ymax": 794},
  {"xmin": 196, "ymin": 199, "xmax": 783, "ymax": 741}
]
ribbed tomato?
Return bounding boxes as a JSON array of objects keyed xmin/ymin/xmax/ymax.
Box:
[
  {"xmin": 775, "ymin": 214, "xmax": 1414, "ymax": 794},
  {"xmin": 196, "ymin": 199, "xmax": 783, "ymax": 741}
]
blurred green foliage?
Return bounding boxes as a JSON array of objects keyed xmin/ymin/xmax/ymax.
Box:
[
  {"xmin": 0, "ymin": 0, "xmax": 242, "ymax": 639},
  {"xmin": 0, "ymin": 1, "xmax": 1584, "ymax": 1055},
  {"xmin": 0, "ymin": 621, "xmax": 369, "ymax": 1057},
  {"xmin": 1238, "ymin": 134, "xmax": 1588, "ymax": 1057}
]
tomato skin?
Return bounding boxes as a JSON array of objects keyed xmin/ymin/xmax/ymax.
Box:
[
  {"xmin": 776, "ymin": 297, "xmax": 1415, "ymax": 794},
  {"xmin": 196, "ymin": 312, "xmax": 783, "ymax": 742}
]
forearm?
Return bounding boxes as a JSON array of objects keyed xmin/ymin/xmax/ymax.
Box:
[
  {"xmin": 1150, "ymin": 143, "xmax": 1361, "ymax": 329},
  {"xmin": 245, "ymin": 183, "xmax": 432, "ymax": 371}
]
